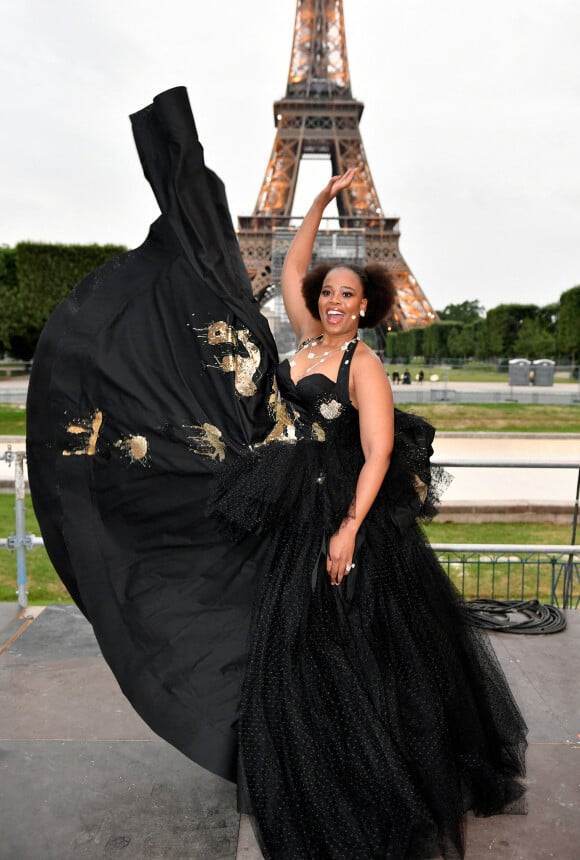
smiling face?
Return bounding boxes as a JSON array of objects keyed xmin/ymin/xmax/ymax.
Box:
[{"xmin": 318, "ymin": 267, "xmax": 367, "ymax": 334}]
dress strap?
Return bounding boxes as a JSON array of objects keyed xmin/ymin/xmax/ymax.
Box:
[{"xmin": 335, "ymin": 338, "xmax": 359, "ymax": 399}]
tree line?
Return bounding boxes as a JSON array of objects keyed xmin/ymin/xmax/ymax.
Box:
[
  {"xmin": 1, "ymin": 242, "xmax": 579, "ymax": 365},
  {"xmin": 0, "ymin": 242, "xmax": 126, "ymax": 360},
  {"xmin": 386, "ymin": 293, "xmax": 579, "ymax": 364}
]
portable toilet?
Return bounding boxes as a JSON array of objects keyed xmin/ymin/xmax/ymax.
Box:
[
  {"xmin": 532, "ymin": 359, "xmax": 555, "ymax": 387},
  {"xmin": 508, "ymin": 358, "xmax": 531, "ymax": 386}
]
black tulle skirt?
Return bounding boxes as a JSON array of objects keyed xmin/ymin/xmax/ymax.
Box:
[{"xmin": 212, "ymin": 431, "xmax": 527, "ymax": 860}]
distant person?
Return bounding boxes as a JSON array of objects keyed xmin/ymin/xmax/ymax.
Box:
[
  {"xmin": 403, "ymin": 368, "xmax": 411, "ymax": 384},
  {"xmin": 391, "ymin": 369, "xmax": 400, "ymax": 384},
  {"xmin": 417, "ymin": 369, "xmax": 425, "ymax": 384}
]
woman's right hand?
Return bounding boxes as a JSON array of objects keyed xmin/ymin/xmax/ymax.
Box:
[{"xmin": 317, "ymin": 167, "xmax": 357, "ymax": 207}]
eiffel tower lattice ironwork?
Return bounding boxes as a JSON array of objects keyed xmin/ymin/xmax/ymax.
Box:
[{"xmin": 237, "ymin": 0, "xmax": 438, "ymax": 349}]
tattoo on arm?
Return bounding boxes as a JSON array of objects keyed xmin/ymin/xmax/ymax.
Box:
[{"xmin": 340, "ymin": 497, "xmax": 356, "ymax": 528}]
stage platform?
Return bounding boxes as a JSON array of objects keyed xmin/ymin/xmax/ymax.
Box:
[{"xmin": 1, "ymin": 604, "xmax": 578, "ymax": 859}]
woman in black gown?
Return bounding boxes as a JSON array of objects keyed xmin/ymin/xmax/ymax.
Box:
[{"xmin": 27, "ymin": 87, "xmax": 527, "ymax": 859}]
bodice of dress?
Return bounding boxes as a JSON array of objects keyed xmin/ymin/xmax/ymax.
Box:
[
  {"xmin": 209, "ymin": 339, "xmax": 365, "ymax": 544},
  {"xmin": 268, "ymin": 338, "xmax": 361, "ymax": 449},
  {"xmin": 264, "ymin": 338, "xmax": 447, "ymax": 537}
]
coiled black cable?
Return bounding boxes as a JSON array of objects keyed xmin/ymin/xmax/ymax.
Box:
[{"xmin": 463, "ymin": 599, "xmax": 567, "ymax": 634}]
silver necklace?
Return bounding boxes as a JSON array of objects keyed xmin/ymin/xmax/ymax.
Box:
[{"xmin": 290, "ymin": 336, "xmax": 357, "ymax": 376}]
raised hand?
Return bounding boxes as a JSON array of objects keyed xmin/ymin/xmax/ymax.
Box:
[
  {"xmin": 281, "ymin": 166, "xmax": 358, "ymax": 342},
  {"xmin": 320, "ymin": 167, "xmax": 357, "ymax": 206}
]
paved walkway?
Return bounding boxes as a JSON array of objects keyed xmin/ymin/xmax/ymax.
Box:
[
  {"xmin": 2, "ymin": 375, "xmax": 580, "ymax": 405},
  {"xmin": 433, "ymin": 435, "xmax": 579, "ymax": 504},
  {"xmin": 1, "ymin": 603, "xmax": 579, "ymax": 858}
]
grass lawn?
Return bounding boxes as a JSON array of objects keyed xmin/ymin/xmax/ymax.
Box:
[
  {"xmin": 0, "ymin": 404, "xmax": 27, "ymax": 436},
  {"xmin": 397, "ymin": 403, "xmax": 580, "ymax": 433},
  {"xmin": 0, "ymin": 493, "xmax": 573, "ymax": 605},
  {"xmin": 424, "ymin": 521, "xmax": 572, "ymax": 545},
  {"xmin": 0, "ymin": 494, "xmax": 70, "ymax": 604}
]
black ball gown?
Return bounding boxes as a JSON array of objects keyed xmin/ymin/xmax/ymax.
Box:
[{"xmin": 27, "ymin": 88, "xmax": 527, "ymax": 859}]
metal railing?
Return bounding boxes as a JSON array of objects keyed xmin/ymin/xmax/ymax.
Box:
[
  {"xmin": 430, "ymin": 544, "xmax": 580, "ymax": 609},
  {"xmin": 0, "ymin": 448, "xmax": 44, "ymax": 608},
  {"xmin": 1, "ymin": 447, "xmax": 579, "ymax": 610},
  {"xmin": 430, "ymin": 458, "xmax": 580, "ymax": 609}
]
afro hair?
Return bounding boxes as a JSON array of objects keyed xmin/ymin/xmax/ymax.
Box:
[{"xmin": 301, "ymin": 263, "xmax": 396, "ymax": 328}]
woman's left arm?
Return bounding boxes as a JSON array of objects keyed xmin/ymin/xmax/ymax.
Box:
[{"xmin": 326, "ymin": 350, "xmax": 394, "ymax": 584}]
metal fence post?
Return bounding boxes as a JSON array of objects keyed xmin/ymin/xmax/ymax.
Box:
[
  {"xmin": 1, "ymin": 446, "xmax": 44, "ymax": 606},
  {"xmin": 13, "ymin": 451, "xmax": 28, "ymax": 609},
  {"xmin": 563, "ymin": 466, "xmax": 580, "ymax": 609},
  {"xmin": 1, "ymin": 446, "xmax": 30, "ymax": 608}
]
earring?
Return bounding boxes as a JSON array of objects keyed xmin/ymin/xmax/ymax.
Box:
[{"xmin": 359, "ymin": 309, "xmax": 366, "ymax": 318}]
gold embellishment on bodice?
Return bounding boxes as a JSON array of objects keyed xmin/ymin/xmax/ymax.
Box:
[{"xmin": 319, "ymin": 399, "xmax": 343, "ymax": 421}]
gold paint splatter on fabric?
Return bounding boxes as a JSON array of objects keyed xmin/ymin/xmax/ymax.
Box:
[
  {"xmin": 207, "ymin": 321, "xmax": 235, "ymax": 345},
  {"xmin": 260, "ymin": 402, "xmax": 298, "ymax": 445},
  {"xmin": 267, "ymin": 377, "xmax": 279, "ymax": 420},
  {"xmin": 115, "ymin": 435, "xmax": 149, "ymax": 464},
  {"xmin": 63, "ymin": 410, "xmax": 103, "ymax": 456},
  {"xmin": 221, "ymin": 355, "xmax": 236, "ymax": 373},
  {"xmin": 234, "ymin": 329, "xmax": 260, "ymax": 396},
  {"xmin": 311, "ymin": 422, "xmax": 326, "ymax": 442},
  {"xmin": 186, "ymin": 423, "xmax": 226, "ymax": 462},
  {"xmin": 413, "ymin": 474, "xmax": 428, "ymax": 503},
  {"xmin": 197, "ymin": 321, "xmax": 262, "ymax": 397}
]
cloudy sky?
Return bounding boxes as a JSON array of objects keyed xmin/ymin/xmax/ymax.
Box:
[{"xmin": 1, "ymin": 0, "xmax": 579, "ymax": 313}]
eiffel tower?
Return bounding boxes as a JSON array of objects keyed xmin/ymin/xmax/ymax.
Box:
[{"xmin": 237, "ymin": 0, "xmax": 438, "ymax": 350}]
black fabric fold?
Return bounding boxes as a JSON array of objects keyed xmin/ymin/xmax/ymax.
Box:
[
  {"xmin": 130, "ymin": 86, "xmax": 277, "ymax": 364},
  {"xmin": 27, "ymin": 88, "xmax": 278, "ymax": 780}
]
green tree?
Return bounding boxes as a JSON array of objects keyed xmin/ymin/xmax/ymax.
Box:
[
  {"xmin": 480, "ymin": 317, "xmax": 502, "ymax": 359},
  {"xmin": 0, "ymin": 247, "xmax": 18, "ymax": 354},
  {"xmin": 458, "ymin": 320, "xmax": 484, "ymax": 359},
  {"xmin": 536, "ymin": 302, "xmax": 559, "ymax": 331},
  {"xmin": 446, "ymin": 327, "xmax": 464, "ymax": 358},
  {"xmin": 558, "ymin": 285, "xmax": 580, "ymax": 361},
  {"xmin": 387, "ymin": 329, "xmax": 414, "ymax": 361},
  {"xmin": 6, "ymin": 241, "xmax": 126, "ymax": 360},
  {"xmin": 513, "ymin": 318, "xmax": 554, "ymax": 359},
  {"xmin": 423, "ymin": 321, "xmax": 462, "ymax": 361},
  {"xmin": 436, "ymin": 299, "xmax": 486, "ymax": 323},
  {"xmin": 482, "ymin": 304, "xmax": 538, "ymax": 358}
]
